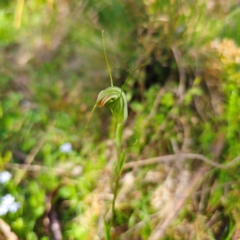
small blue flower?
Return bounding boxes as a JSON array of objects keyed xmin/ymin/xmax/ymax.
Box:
[{"xmin": 59, "ymin": 142, "xmax": 72, "ymax": 153}]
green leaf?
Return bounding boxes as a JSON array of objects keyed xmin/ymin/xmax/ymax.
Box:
[{"xmin": 115, "ymin": 140, "xmax": 137, "ymax": 177}]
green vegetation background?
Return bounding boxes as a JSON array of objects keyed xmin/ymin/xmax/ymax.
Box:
[{"xmin": 0, "ymin": 0, "xmax": 240, "ymax": 239}]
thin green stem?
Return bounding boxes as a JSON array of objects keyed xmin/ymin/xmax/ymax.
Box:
[
  {"xmin": 111, "ymin": 123, "xmax": 123, "ymax": 225},
  {"xmin": 116, "ymin": 123, "xmax": 123, "ymax": 150},
  {"xmin": 121, "ymin": 64, "xmax": 146, "ymax": 90},
  {"xmin": 102, "ymin": 30, "xmax": 113, "ymax": 87},
  {"xmin": 111, "ymin": 174, "xmax": 120, "ymax": 224},
  {"xmin": 86, "ymin": 104, "xmax": 97, "ymax": 128}
]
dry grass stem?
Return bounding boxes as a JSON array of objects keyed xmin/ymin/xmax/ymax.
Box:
[
  {"xmin": 124, "ymin": 153, "xmax": 240, "ymax": 170},
  {"xmin": 149, "ymin": 166, "xmax": 208, "ymax": 240}
]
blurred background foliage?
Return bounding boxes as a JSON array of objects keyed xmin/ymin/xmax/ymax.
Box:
[{"xmin": 0, "ymin": 0, "xmax": 240, "ymax": 239}]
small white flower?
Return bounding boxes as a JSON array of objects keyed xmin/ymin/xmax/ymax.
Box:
[
  {"xmin": 59, "ymin": 142, "xmax": 72, "ymax": 153},
  {"xmin": 0, "ymin": 171, "xmax": 12, "ymax": 184},
  {"xmin": 8, "ymin": 202, "xmax": 21, "ymax": 213},
  {"xmin": 0, "ymin": 194, "xmax": 20, "ymax": 216},
  {"xmin": 1, "ymin": 194, "xmax": 15, "ymax": 208},
  {"xmin": 0, "ymin": 205, "xmax": 8, "ymax": 216}
]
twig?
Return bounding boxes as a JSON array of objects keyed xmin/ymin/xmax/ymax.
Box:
[
  {"xmin": 5, "ymin": 163, "xmax": 66, "ymax": 175},
  {"xmin": 146, "ymin": 88, "xmax": 165, "ymax": 122},
  {"xmin": 193, "ymin": 180, "xmax": 240, "ymax": 196},
  {"xmin": 172, "ymin": 46, "xmax": 186, "ymax": 102},
  {"xmin": 0, "ymin": 219, "xmax": 18, "ymax": 240},
  {"xmin": 124, "ymin": 153, "xmax": 240, "ymax": 170},
  {"xmin": 179, "ymin": 117, "xmax": 191, "ymax": 152},
  {"xmin": 14, "ymin": 134, "xmax": 47, "ymax": 185},
  {"xmin": 14, "ymin": 122, "xmax": 55, "ymax": 185},
  {"xmin": 121, "ymin": 179, "xmax": 239, "ymax": 238},
  {"xmin": 149, "ymin": 166, "xmax": 207, "ymax": 240},
  {"xmin": 49, "ymin": 208, "xmax": 63, "ymax": 240}
]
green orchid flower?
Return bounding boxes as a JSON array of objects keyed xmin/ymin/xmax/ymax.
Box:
[
  {"xmin": 96, "ymin": 86, "xmax": 128, "ymax": 124},
  {"xmin": 86, "ymin": 32, "xmax": 143, "ymax": 239}
]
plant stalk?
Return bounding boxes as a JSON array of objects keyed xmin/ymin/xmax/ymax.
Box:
[{"xmin": 111, "ymin": 123, "xmax": 123, "ymax": 224}]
